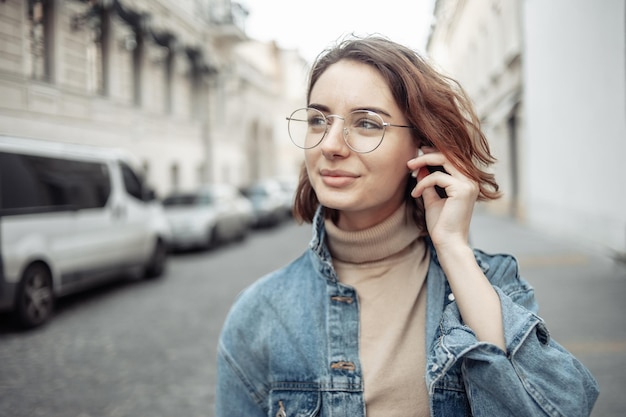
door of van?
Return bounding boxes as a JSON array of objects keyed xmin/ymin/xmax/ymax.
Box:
[
  {"xmin": 56, "ymin": 158, "xmax": 155, "ymax": 281},
  {"xmin": 61, "ymin": 158, "xmax": 160, "ymax": 280},
  {"xmin": 57, "ymin": 157, "xmax": 136, "ymax": 282},
  {"xmin": 107, "ymin": 161, "xmax": 156, "ymax": 268}
]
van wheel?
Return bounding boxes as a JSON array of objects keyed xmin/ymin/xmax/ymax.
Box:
[
  {"xmin": 14, "ymin": 263, "xmax": 54, "ymax": 329},
  {"xmin": 145, "ymin": 239, "xmax": 167, "ymax": 279}
]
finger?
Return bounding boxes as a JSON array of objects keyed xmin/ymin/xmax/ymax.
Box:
[
  {"xmin": 407, "ymin": 150, "xmax": 445, "ymax": 168},
  {"xmin": 408, "ymin": 154, "xmax": 461, "ymax": 179},
  {"xmin": 420, "ymin": 184, "xmax": 441, "ymax": 204},
  {"xmin": 408, "ymin": 155, "xmax": 451, "ymax": 183},
  {"xmin": 412, "ymin": 179, "xmax": 445, "ymax": 207},
  {"xmin": 411, "ymin": 169, "xmax": 451, "ymax": 198}
]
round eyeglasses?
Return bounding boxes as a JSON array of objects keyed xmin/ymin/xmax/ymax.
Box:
[{"xmin": 286, "ymin": 107, "xmax": 414, "ymax": 153}]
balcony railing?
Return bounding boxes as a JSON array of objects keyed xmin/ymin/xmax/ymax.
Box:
[{"xmin": 209, "ymin": 0, "xmax": 248, "ymax": 42}]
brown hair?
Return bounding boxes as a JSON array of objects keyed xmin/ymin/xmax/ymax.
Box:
[{"xmin": 293, "ymin": 35, "xmax": 500, "ymax": 231}]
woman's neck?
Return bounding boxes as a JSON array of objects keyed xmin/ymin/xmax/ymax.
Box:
[
  {"xmin": 325, "ymin": 202, "xmax": 422, "ymax": 263},
  {"xmin": 335, "ymin": 200, "xmax": 405, "ymax": 232}
]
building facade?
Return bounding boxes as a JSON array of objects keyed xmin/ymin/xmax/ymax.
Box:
[
  {"xmin": 427, "ymin": 0, "xmax": 525, "ymax": 217},
  {"xmin": 427, "ymin": 0, "xmax": 626, "ymax": 255},
  {"xmin": 0, "ymin": 0, "xmax": 307, "ymax": 197},
  {"xmin": 209, "ymin": 39, "xmax": 308, "ymax": 186}
]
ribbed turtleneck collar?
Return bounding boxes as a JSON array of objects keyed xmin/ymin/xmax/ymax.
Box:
[{"xmin": 324, "ymin": 204, "xmax": 422, "ymax": 264}]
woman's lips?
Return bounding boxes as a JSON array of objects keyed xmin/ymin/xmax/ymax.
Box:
[{"xmin": 320, "ymin": 169, "xmax": 359, "ymax": 187}]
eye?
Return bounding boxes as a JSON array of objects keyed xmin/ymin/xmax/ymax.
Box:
[
  {"xmin": 352, "ymin": 113, "xmax": 383, "ymax": 131},
  {"xmin": 308, "ymin": 115, "xmax": 326, "ymax": 127}
]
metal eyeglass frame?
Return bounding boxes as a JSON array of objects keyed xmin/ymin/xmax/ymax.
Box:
[{"xmin": 286, "ymin": 107, "xmax": 415, "ymax": 153}]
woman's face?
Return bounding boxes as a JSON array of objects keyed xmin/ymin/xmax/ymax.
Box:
[{"xmin": 305, "ymin": 59, "xmax": 417, "ymax": 231}]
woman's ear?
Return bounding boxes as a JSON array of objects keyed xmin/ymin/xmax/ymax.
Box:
[{"xmin": 418, "ymin": 136, "xmax": 435, "ymax": 148}]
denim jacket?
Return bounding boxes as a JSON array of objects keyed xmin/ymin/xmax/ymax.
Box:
[{"xmin": 216, "ymin": 208, "xmax": 599, "ymax": 417}]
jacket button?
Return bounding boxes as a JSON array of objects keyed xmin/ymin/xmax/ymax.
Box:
[
  {"xmin": 330, "ymin": 361, "xmax": 356, "ymax": 371},
  {"xmin": 330, "ymin": 295, "xmax": 353, "ymax": 304}
]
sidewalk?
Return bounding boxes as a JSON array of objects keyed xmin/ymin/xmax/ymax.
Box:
[{"xmin": 469, "ymin": 211, "xmax": 626, "ymax": 417}]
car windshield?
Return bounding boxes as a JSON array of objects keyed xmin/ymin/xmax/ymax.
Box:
[
  {"xmin": 242, "ymin": 186, "xmax": 267, "ymax": 198},
  {"xmin": 162, "ymin": 193, "xmax": 212, "ymax": 207}
]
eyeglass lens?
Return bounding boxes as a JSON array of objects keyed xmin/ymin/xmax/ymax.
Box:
[{"xmin": 287, "ymin": 108, "xmax": 386, "ymax": 153}]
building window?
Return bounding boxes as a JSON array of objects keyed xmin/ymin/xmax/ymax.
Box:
[
  {"xmin": 86, "ymin": 11, "xmax": 109, "ymax": 95},
  {"xmin": 142, "ymin": 160, "xmax": 150, "ymax": 179},
  {"xmin": 164, "ymin": 50, "xmax": 174, "ymax": 114},
  {"xmin": 186, "ymin": 48, "xmax": 212, "ymax": 121},
  {"xmin": 197, "ymin": 163, "xmax": 206, "ymax": 184},
  {"xmin": 70, "ymin": 3, "xmax": 110, "ymax": 95},
  {"xmin": 28, "ymin": 0, "xmax": 52, "ymax": 81},
  {"xmin": 132, "ymin": 30, "xmax": 144, "ymax": 106},
  {"xmin": 170, "ymin": 163, "xmax": 180, "ymax": 190},
  {"xmin": 190, "ymin": 62, "xmax": 202, "ymax": 119}
]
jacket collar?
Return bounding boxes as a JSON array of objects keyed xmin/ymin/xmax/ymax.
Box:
[
  {"xmin": 309, "ymin": 205, "xmax": 338, "ymax": 282},
  {"xmin": 308, "ymin": 204, "xmax": 449, "ymax": 347},
  {"xmin": 424, "ymin": 236, "xmax": 446, "ymax": 350}
]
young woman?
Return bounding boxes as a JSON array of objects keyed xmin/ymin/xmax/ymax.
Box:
[{"xmin": 216, "ymin": 35, "xmax": 598, "ymax": 417}]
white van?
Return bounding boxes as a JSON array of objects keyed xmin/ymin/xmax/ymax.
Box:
[{"xmin": 0, "ymin": 136, "xmax": 171, "ymax": 328}]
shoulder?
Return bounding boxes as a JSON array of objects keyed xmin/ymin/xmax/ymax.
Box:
[
  {"xmin": 221, "ymin": 250, "xmax": 322, "ymax": 334},
  {"xmin": 239, "ymin": 250, "xmax": 318, "ymax": 301},
  {"xmin": 472, "ymin": 249, "xmax": 519, "ymax": 280},
  {"xmin": 428, "ymin": 244, "xmax": 533, "ymax": 300},
  {"xmin": 428, "ymin": 239, "xmax": 522, "ymax": 289},
  {"xmin": 471, "ymin": 248, "xmax": 536, "ymax": 307},
  {"xmin": 218, "ymin": 248, "xmax": 327, "ymax": 368}
]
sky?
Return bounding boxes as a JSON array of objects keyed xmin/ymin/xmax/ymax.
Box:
[{"xmin": 243, "ymin": 0, "xmax": 436, "ymax": 63}]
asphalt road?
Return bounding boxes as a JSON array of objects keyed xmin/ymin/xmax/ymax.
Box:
[{"xmin": 0, "ymin": 212, "xmax": 624, "ymax": 416}]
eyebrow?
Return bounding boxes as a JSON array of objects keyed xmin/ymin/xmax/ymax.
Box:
[{"xmin": 308, "ymin": 103, "xmax": 394, "ymax": 119}]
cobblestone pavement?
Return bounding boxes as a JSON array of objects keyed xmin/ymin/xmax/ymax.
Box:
[{"xmin": 0, "ymin": 221, "xmax": 311, "ymax": 417}]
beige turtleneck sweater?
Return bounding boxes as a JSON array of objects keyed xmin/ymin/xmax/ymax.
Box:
[{"xmin": 325, "ymin": 204, "xmax": 430, "ymax": 417}]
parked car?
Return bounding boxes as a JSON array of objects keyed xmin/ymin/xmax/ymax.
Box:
[
  {"xmin": 273, "ymin": 176, "xmax": 299, "ymax": 218},
  {"xmin": 241, "ymin": 180, "xmax": 290, "ymax": 227},
  {"xmin": 0, "ymin": 135, "xmax": 171, "ymax": 329},
  {"xmin": 162, "ymin": 184, "xmax": 253, "ymax": 251}
]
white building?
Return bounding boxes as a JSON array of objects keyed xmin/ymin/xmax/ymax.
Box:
[
  {"xmin": 427, "ymin": 0, "xmax": 626, "ymax": 256},
  {"xmin": 209, "ymin": 39, "xmax": 308, "ymax": 186},
  {"xmin": 0, "ymin": 0, "xmax": 306, "ymax": 197}
]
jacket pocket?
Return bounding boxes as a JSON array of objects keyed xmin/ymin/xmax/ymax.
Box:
[{"xmin": 269, "ymin": 390, "xmax": 321, "ymax": 417}]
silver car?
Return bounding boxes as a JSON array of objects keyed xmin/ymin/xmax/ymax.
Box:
[
  {"xmin": 241, "ymin": 180, "xmax": 290, "ymax": 228},
  {"xmin": 162, "ymin": 184, "xmax": 253, "ymax": 251}
]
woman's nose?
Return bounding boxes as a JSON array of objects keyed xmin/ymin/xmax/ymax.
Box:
[{"xmin": 320, "ymin": 121, "xmax": 350, "ymax": 157}]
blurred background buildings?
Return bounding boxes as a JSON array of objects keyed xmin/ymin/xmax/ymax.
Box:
[
  {"xmin": 0, "ymin": 0, "xmax": 307, "ymax": 197},
  {"xmin": 427, "ymin": 0, "xmax": 626, "ymax": 256},
  {"xmin": 1, "ymin": 0, "xmax": 624, "ymax": 256}
]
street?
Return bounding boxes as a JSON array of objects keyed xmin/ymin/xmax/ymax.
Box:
[
  {"xmin": 1, "ymin": 213, "xmax": 624, "ymax": 417},
  {"xmin": 0, "ymin": 221, "xmax": 312, "ymax": 417},
  {"xmin": 469, "ymin": 211, "xmax": 626, "ymax": 417}
]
